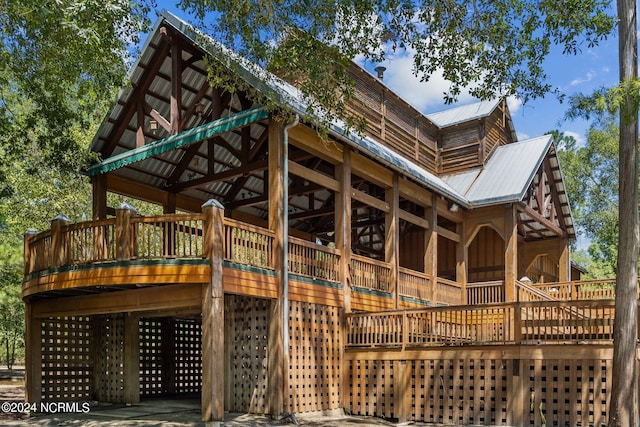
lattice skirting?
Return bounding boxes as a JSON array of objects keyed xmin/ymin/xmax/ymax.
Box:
[
  {"xmin": 347, "ymin": 353, "xmax": 612, "ymax": 426},
  {"xmin": 41, "ymin": 316, "xmax": 93, "ymax": 401}
]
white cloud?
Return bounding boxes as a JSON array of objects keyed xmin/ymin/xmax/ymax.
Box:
[
  {"xmin": 506, "ymin": 96, "xmax": 522, "ymax": 114},
  {"xmin": 517, "ymin": 132, "xmax": 530, "ymax": 141},
  {"xmin": 563, "ymin": 130, "xmax": 586, "ymax": 147},
  {"xmin": 570, "ymin": 71, "xmax": 596, "ymax": 86}
]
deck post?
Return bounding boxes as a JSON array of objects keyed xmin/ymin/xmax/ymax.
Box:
[
  {"xmin": 91, "ymin": 174, "xmax": 108, "ymax": 220},
  {"xmin": 123, "ymin": 312, "xmax": 140, "ymax": 404},
  {"xmin": 24, "ymin": 303, "xmax": 41, "ymax": 404},
  {"xmin": 558, "ymin": 237, "xmax": 570, "ymax": 282},
  {"xmin": 267, "ymin": 119, "xmax": 286, "ymax": 417},
  {"xmin": 386, "ymin": 175, "xmax": 399, "ymax": 308},
  {"xmin": 201, "ymin": 198, "xmax": 225, "ymax": 421},
  {"xmin": 426, "ymin": 193, "xmax": 438, "ymax": 306},
  {"xmin": 50, "ymin": 214, "xmax": 70, "ymax": 268},
  {"xmin": 337, "ymin": 148, "xmax": 352, "ymax": 410},
  {"xmin": 456, "ymin": 221, "xmax": 467, "ymax": 304},
  {"xmin": 115, "ymin": 203, "xmax": 137, "ymax": 260},
  {"xmin": 23, "ymin": 229, "xmax": 37, "ymax": 277},
  {"xmin": 504, "ymin": 204, "xmax": 518, "ymax": 302}
]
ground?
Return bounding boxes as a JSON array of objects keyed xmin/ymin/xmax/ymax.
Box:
[{"xmin": 0, "ymin": 367, "xmax": 403, "ymax": 427}]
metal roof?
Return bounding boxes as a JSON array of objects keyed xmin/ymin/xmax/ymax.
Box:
[{"xmin": 426, "ymin": 99, "xmax": 501, "ymax": 128}]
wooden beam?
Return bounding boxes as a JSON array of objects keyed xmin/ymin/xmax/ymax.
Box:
[
  {"xmin": 351, "ymin": 151, "xmax": 394, "ymax": 188},
  {"xmin": 105, "ymin": 174, "xmax": 203, "ymax": 212},
  {"xmin": 102, "ymin": 41, "xmax": 171, "ymax": 157},
  {"xmin": 399, "ymin": 178, "xmax": 433, "ymax": 207},
  {"xmin": 386, "ymin": 176, "xmax": 399, "ymax": 309},
  {"xmin": 288, "ymin": 125, "xmax": 343, "ymax": 164},
  {"xmin": 399, "ymin": 209, "xmax": 430, "ymax": 230},
  {"xmin": 170, "ymin": 38, "xmax": 182, "ymax": 134},
  {"xmin": 436, "ymin": 225, "xmax": 461, "ymax": 243},
  {"xmin": 517, "ymin": 202, "xmax": 567, "ymax": 238},
  {"xmin": 351, "ymin": 188, "xmax": 390, "ymax": 213},
  {"xmin": 288, "ymin": 160, "xmax": 341, "ymax": 193},
  {"xmin": 505, "ymin": 204, "xmax": 518, "ymax": 302}
]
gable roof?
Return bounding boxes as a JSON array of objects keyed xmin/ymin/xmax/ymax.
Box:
[
  {"xmin": 88, "ymin": 10, "xmax": 574, "ymax": 240},
  {"xmin": 443, "ymin": 135, "xmax": 576, "ymax": 240},
  {"xmin": 426, "ymin": 100, "xmax": 501, "ymax": 128}
]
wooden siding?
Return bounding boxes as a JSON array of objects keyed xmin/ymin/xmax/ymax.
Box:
[
  {"xmin": 346, "ymin": 68, "xmax": 439, "ymax": 175},
  {"xmin": 468, "ymin": 227, "xmax": 505, "ymax": 282}
]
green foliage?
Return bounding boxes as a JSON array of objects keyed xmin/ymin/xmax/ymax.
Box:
[
  {"xmin": 178, "ymin": 0, "xmax": 614, "ymax": 129},
  {"xmin": 553, "ymin": 114, "xmax": 623, "ymax": 277},
  {"xmin": 0, "ymin": 0, "xmax": 152, "ymax": 193},
  {"xmin": 0, "ymin": 241, "xmax": 24, "ymax": 368}
]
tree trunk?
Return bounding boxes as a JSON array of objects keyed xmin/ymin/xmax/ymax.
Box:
[{"xmin": 609, "ymin": 0, "xmax": 639, "ymax": 425}]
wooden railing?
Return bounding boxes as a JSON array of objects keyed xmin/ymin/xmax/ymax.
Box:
[
  {"xmin": 436, "ymin": 277, "xmax": 463, "ymax": 305},
  {"xmin": 223, "ymin": 218, "xmax": 274, "ymax": 269},
  {"xmin": 346, "ymin": 300, "xmax": 620, "ymax": 348},
  {"xmin": 398, "ymin": 267, "xmax": 431, "ymax": 301},
  {"xmin": 350, "ymin": 255, "xmax": 391, "ymax": 293},
  {"xmin": 66, "ymin": 219, "xmax": 117, "ymax": 264},
  {"xmin": 347, "ymin": 304, "xmax": 515, "ymax": 347},
  {"xmin": 133, "ymin": 214, "xmax": 204, "ymax": 259},
  {"xmin": 515, "ymin": 280, "xmax": 556, "ymax": 302},
  {"xmin": 467, "ymin": 280, "xmax": 505, "ymax": 305},
  {"xmin": 532, "ymin": 279, "xmax": 618, "ymax": 301},
  {"xmin": 288, "ymin": 236, "xmax": 341, "ymax": 282}
]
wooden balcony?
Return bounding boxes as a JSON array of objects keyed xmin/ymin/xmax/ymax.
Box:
[{"xmin": 23, "ymin": 208, "xmax": 462, "ymax": 309}]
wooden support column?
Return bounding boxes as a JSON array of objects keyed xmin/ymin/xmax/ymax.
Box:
[
  {"xmin": 386, "ymin": 175, "xmax": 399, "ymax": 308},
  {"xmin": 50, "ymin": 214, "xmax": 70, "ymax": 268},
  {"xmin": 123, "ymin": 312, "xmax": 140, "ymax": 404},
  {"xmin": 394, "ymin": 360, "xmax": 412, "ymax": 422},
  {"xmin": 426, "ymin": 194, "xmax": 438, "ymax": 306},
  {"xmin": 336, "ymin": 148, "xmax": 352, "ymax": 410},
  {"xmin": 558, "ymin": 237, "xmax": 570, "ymax": 282},
  {"xmin": 456, "ymin": 221, "xmax": 467, "ymax": 305},
  {"xmin": 164, "ymin": 193, "xmax": 177, "ymax": 257},
  {"xmin": 201, "ymin": 199, "xmax": 225, "ymax": 421},
  {"xmin": 336, "ymin": 149, "xmax": 352, "ymax": 313},
  {"xmin": 92, "ymin": 174, "xmax": 108, "ymax": 220},
  {"xmin": 505, "ymin": 204, "xmax": 519, "ymax": 302},
  {"xmin": 116, "ymin": 203, "xmax": 137, "ymax": 260},
  {"xmin": 267, "ymin": 120, "xmax": 286, "ymax": 417},
  {"xmin": 24, "ymin": 302, "xmax": 41, "ymax": 404}
]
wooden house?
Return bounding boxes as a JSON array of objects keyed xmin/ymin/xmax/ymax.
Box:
[{"xmin": 22, "ymin": 11, "xmax": 634, "ymax": 426}]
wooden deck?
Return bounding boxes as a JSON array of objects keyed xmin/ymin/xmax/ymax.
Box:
[{"xmin": 22, "ymin": 211, "xmax": 463, "ymax": 310}]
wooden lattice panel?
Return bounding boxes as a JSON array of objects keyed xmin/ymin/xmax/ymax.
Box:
[
  {"xmin": 139, "ymin": 318, "xmax": 164, "ymax": 396},
  {"xmin": 412, "ymin": 359, "xmax": 509, "ymax": 425},
  {"xmin": 524, "ymin": 359, "xmax": 610, "ymax": 427},
  {"xmin": 288, "ymin": 301, "xmax": 342, "ymax": 413},
  {"xmin": 175, "ymin": 318, "xmax": 202, "ymax": 394},
  {"xmin": 225, "ymin": 295, "xmax": 270, "ymax": 414},
  {"xmin": 348, "ymin": 360, "xmax": 396, "ymax": 419},
  {"xmin": 96, "ymin": 314, "xmax": 125, "ymax": 402},
  {"xmin": 41, "ymin": 316, "xmax": 93, "ymax": 401}
]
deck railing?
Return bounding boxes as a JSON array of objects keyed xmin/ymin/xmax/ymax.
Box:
[
  {"xmin": 398, "ymin": 267, "xmax": 431, "ymax": 301},
  {"xmin": 350, "ymin": 254, "xmax": 391, "ymax": 293},
  {"xmin": 436, "ymin": 277, "xmax": 463, "ymax": 305},
  {"xmin": 347, "ymin": 299, "xmax": 620, "ymax": 348},
  {"xmin": 466, "ymin": 280, "xmax": 505, "ymax": 305},
  {"xmin": 288, "ymin": 236, "xmax": 341, "ymax": 282},
  {"xmin": 223, "ymin": 218, "xmax": 274, "ymax": 269},
  {"xmin": 133, "ymin": 214, "xmax": 204, "ymax": 259},
  {"xmin": 532, "ymin": 279, "xmax": 618, "ymax": 301}
]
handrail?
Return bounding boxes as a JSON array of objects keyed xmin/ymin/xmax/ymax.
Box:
[
  {"xmin": 350, "ymin": 254, "xmax": 392, "ymax": 293},
  {"xmin": 467, "ymin": 280, "xmax": 505, "ymax": 305},
  {"xmin": 515, "ymin": 280, "xmax": 556, "ymax": 302},
  {"xmin": 398, "ymin": 267, "xmax": 431, "ymax": 301},
  {"xmin": 288, "ymin": 236, "xmax": 341, "ymax": 282},
  {"xmin": 346, "ymin": 299, "xmax": 620, "ymax": 348}
]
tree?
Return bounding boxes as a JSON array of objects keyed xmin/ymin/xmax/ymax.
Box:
[
  {"xmin": 553, "ymin": 118, "xmax": 622, "ymax": 278},
  {"xmin": 609, "ymin": 0, "xmax": 638, "ymax": 424},
  {"xmin": 180, "ymin": 0, "xmax": 614, "ymax": 129},
  {"xmin": 0, "ymin": 0, "xmax": 152, "ymax": 193}
]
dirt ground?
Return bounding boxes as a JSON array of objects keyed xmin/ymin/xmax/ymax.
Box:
[{"xmin": 0, "ymin": 367, "xmax": 402, "ymax": 427}]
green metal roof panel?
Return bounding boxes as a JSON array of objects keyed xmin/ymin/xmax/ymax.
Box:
[{"xmin": 87, "ymin": 106, "xmax": 268, "ymax": 176}]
